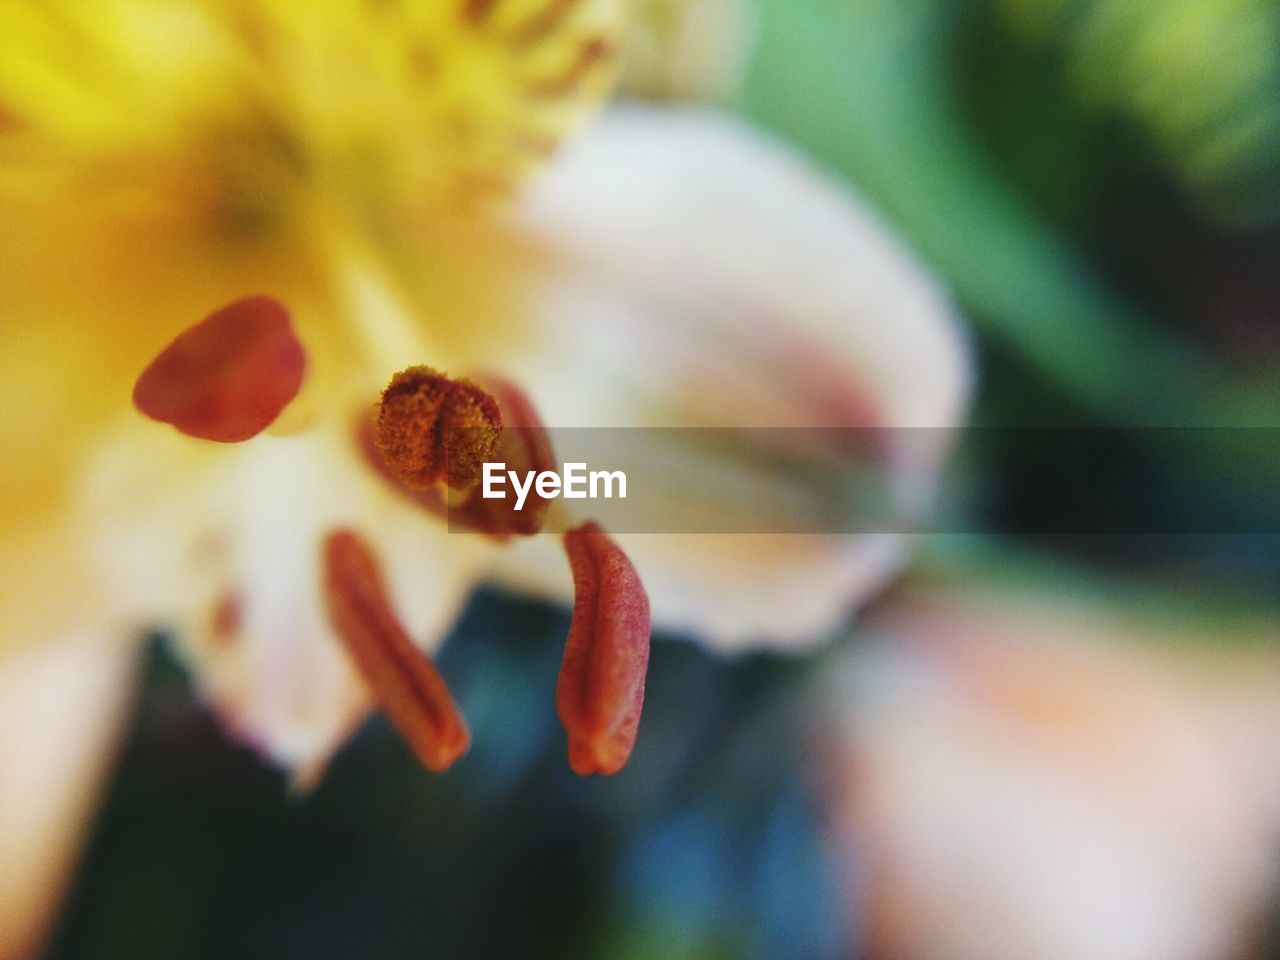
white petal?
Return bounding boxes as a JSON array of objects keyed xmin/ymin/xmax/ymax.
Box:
[
  {"xmin": 0, "ymin": 637, "xmax": 138, "ymax": 960},
  {"xmin": 82, "ymin": 420, "xmax": 488, "ymax": 775},
  {"xmin": 493, "ymin": 106, "xmax": 970, "ymax": 649},
  {"xmin": 518, "ymin": 105, "xmax": 970, "ymax": 433}
]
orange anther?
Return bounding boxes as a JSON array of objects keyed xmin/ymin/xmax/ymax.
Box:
[
  {"xmin": 132, "ymin": 296, "xmax": 306, "ymax": 443},
  {"xmin": 323, "ymin": 529, "xmax": 470, "ymax": 772},
  {"xmin": 376, "ymin": 366, "xmax": 502, "ymax": 491},
  {"xmin": 556, "ymin": 522, "xmax": 650, "ymax": 776},
  {"xmin": 449, "ymin": 376, "xmax": 556, "ymax": 538}
]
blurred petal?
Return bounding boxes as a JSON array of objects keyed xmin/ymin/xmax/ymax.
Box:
[
  {"xmin": 519, "ymin": 106, "xmax": 969, "ymax": 432},
  {"xmin": 818, "ymin": 585, "xmax": 1280, "ymax": 960},
  {"xmin": 0, "ymin": 638, "xmax": 138, "ymax": 960},
  {"xmin": 491, "ymin": 106, "xmax": 970, "ymax": 649}
]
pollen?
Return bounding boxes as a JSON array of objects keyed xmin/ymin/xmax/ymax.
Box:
[
  {"xmin": 132, "ymin": 296, "xmax": 306, "ymax": 443},
  {"xmin": 323, "ymin": 529, "xmax": 470, "ymax": 773},
  {"xmin": 556, "ymin": 522, "xmax": 651, "ymax": 776},
  {"xmin": 375, "ymin": 365, "xmax": 502, "ymax": 491}
]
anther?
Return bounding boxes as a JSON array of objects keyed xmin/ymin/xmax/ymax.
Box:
[
  {"xmin": 355, "ymin": 412, "xmax": 450, "ymax": 520},
  {"xmin": 132, "ymin": 296, "xmax": 306, "ymax": 442},
  {"xmin": 448, "ymin": 376, "xmax": 556, "ymax": 537},
  {"xmin": 322, "ymin": 529, "xmax": 470, "ymax": 772},
  {"xmin": 556, "ymin": 522, "xmax": 651, "ymax": 776},
  {"xmin": 361, "ymin": 375, "xmax": 554, "ymax": 539},
  {"xmin": 376, "ymin": 366, "xmax": 502, "ymax": 491}
]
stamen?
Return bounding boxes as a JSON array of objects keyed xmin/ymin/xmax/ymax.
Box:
[
  {"xmin": 523, "ymin": 36, "xmax": 615, "ymax": 99},
  {"xmin": 376, "ymin": 366, "xmax": 502, "ymax": 491},
  {"xmin": 355, "ymin": 412, "xmax": 450, "ymax": 520},
  {"xmin": 448, "ymin": 376, "xmax": 557, "ymax": 537},
  {"xmin": 509, "ymin": 0, "xmax": 581, "ymax": 48},
  {"xmin": 556, "ymin": 522, "xmax": 651, "ymax": 776},
  {"xmin": 322, "ymin": 529, "xmax": 470, "ymax": 772},
  {"xmin": 362, "ymin": 375, "xmax": 554, "ymax": 539},
  {"xmin": 132, "ymin": 296, "xmax": 306, "ymax": 443}
]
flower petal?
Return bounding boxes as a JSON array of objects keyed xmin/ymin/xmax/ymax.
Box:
[
  {"xmin": 492, "ymin": 106, "xmax": 971, "ymax": 649},
  {"xmin": 518, "ymin": 106, "xmax": 970, "ymax": 433},
  {"xmin": 84, "ymin": 419, "xmax": 488, "ymax": 776},
  {"xmin": 817, "ymin": 585, "xmax": 1280, "ymax": 960},
  {"xmin": 0, "ymin": 637, "xmax": 138, "ymax": 960}
]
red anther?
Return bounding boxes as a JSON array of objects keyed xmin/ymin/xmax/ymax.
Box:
[
  {"xmin": 354, "ymin": 412, "xmax": 451, "ymax": 520},
  {"xmin": 360, "ymin": 377, "xmax": 556, "ymax": 540},
  {"xmin": 322, "ymin": 529, "xmax": 470, "ymax": 772},
  {"xmin": 376, "ymin": 366, "xmax": 502, "ymax": 491},
  {"xmin": 132, "ymin": 296, "xmax": 306, "ymax": 442},
  {"xmin": 449, "ymin": 376, "xmax": 557, "ymax": 538},
  {"xmin": 556, "ymin": 522, "xmax": 651, "ymax": 776}
]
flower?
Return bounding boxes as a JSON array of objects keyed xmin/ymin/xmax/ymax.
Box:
[
  {"xmin": 816, "ymin": 580, "xmax": 1280, "ymax": 960},
  {"xmin": 0, "ymin": 0, "xmax": 969, "ymax": 781}
]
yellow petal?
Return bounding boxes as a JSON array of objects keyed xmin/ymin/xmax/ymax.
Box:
[{"xmin": 0, "ymin": 0, "xmax": 625, "ymax": 218}]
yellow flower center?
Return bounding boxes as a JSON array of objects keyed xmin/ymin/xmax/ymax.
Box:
[
  {"xmin": 1, "ymin": 0, "xmax": 622, "ymax": 244},
  {"xmin": 0, "ymin": 0, "xmax": 623, "ymax": 524}
]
